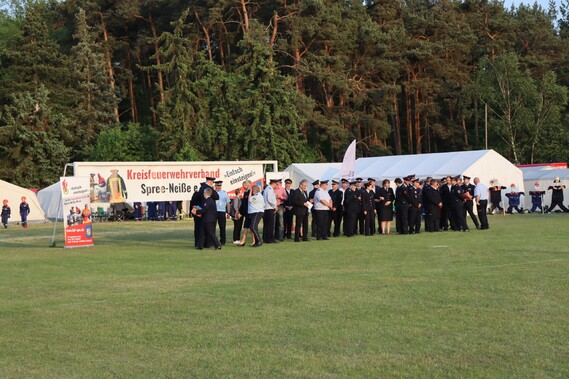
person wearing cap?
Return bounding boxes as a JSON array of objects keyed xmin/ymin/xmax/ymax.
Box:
[
  {"xmin": 343, "ymin": 181, "xmax": 360, "ymax": 237},
  {"xmin": 473, "ymin": 177, "xmax": 489, "ymax": 229},
  {"xmin": 422, "ymin": 177, "xmax": 433, "ymax": 232},
  {"xmin": 409, "ymin": 178, "xmax": 422, "ymax": 234},
  {"xmin": 231, "ymin": 188, "xmax": 243, "ymax": 243},
  {"xmin": 361, "ymin": 181, "xmax": 376, "ymax": 236},
  {"xmin": 291, "ymin": 179, "xmax": 311, "ymax": 242},
  {"xmin": 192, "ymin": 188, "xmax": 222, "ymax": 250},
  {"xmin": 440, "ymin": 176, "xmax": 453, "ymax": 231},
  {"xmin": 462, "ymin": 176, "xmax": 480, "ymax": 229},
  {"xmin": 313, "ymin": 180, "xmax": 333, "ymax": 240},
  {"xmin": 424, "ymin": 179, "xmax": 443, "ymax": 232},
  {"xmin": 545, "ymin": 178, "xmax": 569, "ymax": 213},
  {"xmin": 283, "ymin": 179, "xmax": 294, "ymax": 239},
  {"xmin": 214, "ymin": 181, "xmax": 231, "ymax": 245},
  {"xmin": 2, "ymin": 199, "xmax": 11, "ymax": 228},
  {"xmin": 450, "ymin": 176, "xmax": 469, "ymax": 232},
  {"xmin": 339, "ymin": 179, "xmax": 349, "ymax": 235},
  {"xmin": 194, "ymin": 177, "xmax": 220, "ymax": 248},
  {"xmin": 505, "ymin": 184, "xmax": 524, "ymax": 214},
  {"xmin": 355, "ymin": 178, "xmax": 365, "ymax": 235},
  {"xmin": 489, "ymin": 181, "xmax": 507, "ymax": 215},
  {"xmin": 528, "ymin": 182, "xmax": 545, "ymax": 213},
  {"xmin": 19, "ymin": 196, "xmax": 30, "ymax": 229},
  {"xmin": 309, "ymin": 180, "xmax": 320, "ymax": 237},
  {"xmin": 329, "ymin": 180, "xmax": 343, "ymax": 237},
  {"xmin": 377, "ymin": 179, "xmax": 394, "ymax": 234},
  {"xmin": 274, "ymin": 179, "xmax": 287, "ymax": 241}
]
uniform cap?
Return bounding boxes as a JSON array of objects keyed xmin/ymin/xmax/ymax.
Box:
[
  {"xmin": 285, "ymin": 179, "xmax": 293, "ymax": 184},
  {"xmin": 312, "ymin": 180, "xmax": 320, "ymax": 185},
  {"xmin": 331, "ymin": 180, "xmax": 339, "ymax": 185},
  {"xmin": 269, "ymin": 179, "xmax": 279, "ymax": 184},
  {"xmin": 349, "ymin": 180, "xmax": 357, "ymax": 185},
  {"xmin": 356, "ymin": 177, "xmax": 363, "ymax": 182},
  {"xmin": 341, "ymin": 178, "xmax": 349, "ymax": 183},
  {"xmin": 214, "ymin": 180, "xmax": 223, "ymax": 185},
  {"xmin": 412, "ymin": 177, "xmax": 420, "ymax": 182},
  {"xmin": 394, "ymin": 178, "xmax": 403, "ymax": 184},
  {"xmin": 320, "ymin": 180, "xmax": 329, "ymax": 184},
  {"xmin": 205, "ymin": 177, "xmax": 216, "ymax": 181},
  {"xmin": 367, "ymin": 177, "xmax": 376, "ymax": 182},
  {"xmin": 463, "ymin": 175, "xmax": 471, "ymax": 180}
]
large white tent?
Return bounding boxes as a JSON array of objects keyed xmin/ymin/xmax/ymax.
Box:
[
  {"xmin": 520, "ymin": 166, "xmax": 569, "ymax": 210},
  {"xmin": 37, "ymin": 181, "xmax": 64, "ymax": 221},
  {"xmin": 285, "ymin": 149, "xmax": 524, "ymax": 205},
  {"xmin": 0, "ymin": 179, "xmax": 46, "ymax": 224}
]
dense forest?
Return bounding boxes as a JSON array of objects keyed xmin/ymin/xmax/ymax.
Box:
[{"xmin": 1, "ymin": 0, "xmax": 569, "ymax": 188}]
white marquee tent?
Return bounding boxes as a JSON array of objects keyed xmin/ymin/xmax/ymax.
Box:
[
  {"xmin": 285, "ymin": 150, "xmax": 524, "ymax": 205},
  {"xmin": 520, "ymin": 167, "xmax": 569, "ymax": 210},
  {"xmin": 0, "ymin": 179, "xmax": 46, "ymax": 224},
  {"xmin": 37, "ymin": 181, "xmax": 64, "ymax": 221}
]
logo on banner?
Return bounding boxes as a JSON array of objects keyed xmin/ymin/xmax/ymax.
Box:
[{"xmin": 62, "ymin": 179, "xmax": 69, "ymax": 195}]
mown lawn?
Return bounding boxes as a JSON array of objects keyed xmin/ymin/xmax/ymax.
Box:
[{"xmin": 1, "ymin": 214, "xmax": 568, "ymax": 378}]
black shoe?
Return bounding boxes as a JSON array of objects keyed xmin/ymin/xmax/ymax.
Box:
[
  {"xmin": 196, "ymin": 247, "xmax": 203, "ymax": 250},
  {"xmin": 253, "ymin": 242, "xmax": 263, "ymax": 248},
  {"xmin": 322, "ymin": 237, "xmax": 329, "ymax": 240},
  {"xmin": 215, "ymin": 246, "xmax": 222, "ymax": 250}
]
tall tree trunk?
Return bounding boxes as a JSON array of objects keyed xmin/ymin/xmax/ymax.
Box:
[
  {"xmin": 240, "ymin": 0, "xmax": 250, "ymax": 33},
  {"xmin": 147, "ymin": 70, "xmax": 157, "ymax": 126},
  {"xmin": 100, "ymin": 12, "xmax": 120, "ymax": 123},
  {"xmin": 149, "ymin": 13, "xmax": 165, "ymax": 104},
  {"xmin": 268, "ymin": 11, "xmax": 279, "ymax": 62},
  {"xmin": 414, "ymin": 87, "xmax": 421, "ymax": 154},
  {"xmin": 462, "ymin": 116, "xmax": 469, "ymax": 147},
  {"xmin": 404, "ymin": 79, "xmax": 413, "ymax": 153},
  {"xmin": 392, "ymin": 94, "xmax": 402, "ymax": 155},
  {"xmin": 195, "ymin": 11, "xmax": 213, "ymax": 61},
  {"xmin": 473, "ymin": 96, "xmax": 479, "ymax": 145},
  {"xmin": 294, "ymin": 48, "xmax": 304, "ymax": 93},
  {"xmin": 126, "ymin": 48, "xmax": 138, "ymax": 123}
]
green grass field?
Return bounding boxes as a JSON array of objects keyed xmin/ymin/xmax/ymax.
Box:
[{"xmin": 1, "ymin": 214, "xmax": 568, "ymax": 378}]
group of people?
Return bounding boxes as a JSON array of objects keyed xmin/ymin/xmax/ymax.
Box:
[
  {"xmin": 134, "ymin": 201, "xmax": 184, "ymax": 221},
  {"xmin": 189, "ymin": 174, "xmax": 497, "ymax": 250},
  {"xmin": 1, "ymin": 197, "xmax": 30, "ymax": 229}
]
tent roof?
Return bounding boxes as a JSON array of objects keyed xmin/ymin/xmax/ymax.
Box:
[{"xmin": 0, "ymin": 179, "xmax": 46, "ymax": 222}]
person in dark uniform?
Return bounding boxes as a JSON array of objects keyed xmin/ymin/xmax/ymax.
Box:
[
  {"xmin": 309, "ymin": 180, "xmax": 320, "ymax": 237},
  {"xmin": 422, "ymin": 177, "xmax": 432, "ymax": 232},
  {"xmin": 367, "ymin": 178, "xmax": 379, "ymax": 234},
  {"xmin": 340, "ymin": 178, "xmax": 349, "ymax": 236},
  {"xmin": 505, "ymin": 184, "xmax": 525, "ymax": 214},
  {"xmin": 461, "ymin": 176, "xmax": 480, "ymax": 229},
  {"xmin": 450, "ymin": 176, "xmax": 469, "ymax": 232},
  {"xmin": 343, "ymin": 181, "xmax": 360, "ymax": 237},
  {"xmin": 291, "ymin": 179, "xmax": 311, "ymax": 242},
  {"xmin": 231, "ymin": 188, "xmax": 243, "ymax": 243},
  {"xmin": 19, "ymin": 196, "xmax": 30, "ymax": 229},
  {"xmin": 395, "ymin": 177, "xmax": 411, "ymax": 234},
  {"xmin": 193, "ymin": 177, "xmax": 219, "ymax": 248},
  {"xmin": 489, "ymin": 181, "xmax": 507, "ymax": 214},
  {"xmin": 355, "ymin": 178, "xmax": 365, "ymax": 235},
  {"xmin": 545, "ymin": 178, "xmax": 569, "ymax": 213},
  {"xmin": 237, "ymin": 180, "xmax": 253, "ymax": 245},
  {"xmin": 425, "ymin": 179, "xmax": 443, "ymax": 232},
  {"xmin": 2, "ymin": 199, "xmax": 10, "ymax": 228},
  {"xmin": 409, "ymin": 178, "xmax": 422, "ymax": 234},
  {"xmin": 146, "ymin": 201, "xmax": 156, "ymax": 221},
  {"xmin": 377, "ymin": 179, "xmax": 395, "ymax": 235},
  {"xmin": 192, "ymin": 188, "xmax": 221, "ymax": 250},
  {"xmin": 361, "ymin": 181, "xmax": 376, "ymax": 236},
  {"xmin": 528, "ymin": 182, "xmax": 545, "ymax": 213},
  {"xmin": 440, "ymin": 176, "xmax": 453, "ymax": 230},
  {"xmin": 329, "ymin": 180, "xmax": 343, "ymax": 237},
  {"xmin": 283, "ymin": 179, "xmax": 294, "ymax": 239},
  {"xmin": 168, "ymin": 201, "xmax": 178, "ymax": 220}
]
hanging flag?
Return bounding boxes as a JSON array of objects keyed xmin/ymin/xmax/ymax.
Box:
[{"xmin": 340, "ymin": 140, "xmax": 357, "ymax": 179}]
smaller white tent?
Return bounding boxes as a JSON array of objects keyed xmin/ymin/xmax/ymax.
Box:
[
  {"xmin": 284, "ymin": 163, "xmax": 341, "ymax": 186},
  {"xmin": 0, "ymin": 179, "xmax": 46, "ymax": 224},
  {"xmin": 520, "ymin": 167, "xmax": 569, "ymax": 210},
  {"xmin": 37, "ymin": 181, "xmax": 64, "ymax": 221}
]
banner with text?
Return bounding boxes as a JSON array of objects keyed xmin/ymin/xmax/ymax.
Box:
[
  {"xmin": 61, "ymin": 176, "xmax": 94, "ymax": 248},
  {"xmin": 73, "ymin": 162, "xmax": 267, "ymax": 203}
]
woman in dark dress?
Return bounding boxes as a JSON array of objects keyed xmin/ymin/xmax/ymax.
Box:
[{"xmin": 377, "ymin": 179, "xmax": 395, "ymax": 235}]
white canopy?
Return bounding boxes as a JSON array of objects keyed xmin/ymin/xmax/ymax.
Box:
[
  {"xmin": 0, "ymin": 179, "xmax": 46, "ymax": 224},
  {"xmin": 284, "ymin": 163, "xmax": 341, "ymax": 186},
  {"xmin": 37, "ymin": 181, "xmax": 64, "ymax": 221},
  {"xmin": 520, "ymin": 167, "xmax": 569, "ymax": 209}
]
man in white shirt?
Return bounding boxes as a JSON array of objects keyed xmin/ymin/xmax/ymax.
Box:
[
  {"xmin": 313, "ymin": 180, "xmax": 333, "ymax": 240},
  {"xmin": 474, "ymin": 177, "xmax": 489, "ymax": 230},
  {"xmin": 263, "ymin": 179, "xmax": 278, "ymax": 243},
  {"xmin": 214, "ymin": 181, "xmax": 231, "ymax": 245}
]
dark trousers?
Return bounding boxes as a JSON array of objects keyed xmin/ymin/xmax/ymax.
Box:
[
  {"xmin": 284, "ymin": 209, "xmax": 293, "ymax": 238},
  {"xmin": 507, "ymin": 206, "xmax": 523, "ymax": 214},
  {"xmin": 363, "ymin": 211, "xmax": 375, "ymax": 236},
  {"xmin": 232, "ymin": 217, "xmax": 243, "ymax": 242},
  {"xmin": 263, "ymin": 209, "xmax": 276, "ymax": 243},
  {"xmin": 478, "ymin": 200, "xmax": 489, "ymax": 229},
  {"xmin": 545, "ymin": 199, "xmax": 569, "ymax": 213},
  {"xmin": 250, "ymin": 212, "xmax": 263, "ymax": 245},
  {"xmin": 216, "ymin": 212, "xmax": 227, "ymax": 245},
  {"xmin": 357, "ymin": 211, "xmax": 365, "ymax": 234},
  {"xmin": 198, "ymin": 220, "xmax": 220, "ymax": 249},
  {"xmin": 331, "ymin": 210, "xmax": 342, "ymax": 237},
  {"xmin": 440, "ymin": 205, "xmax": 450, "ymax": 230},
  {"xmin": 344, "ymin": 210, "xmax": 357, "ymax": 237},
  {"xmin": 408, "ymin": 206, "xmax": 418, "ymax": 234},
  {"xmin": 530, "ymin": 204, "xmax": 543, "ymax": 213},
  {"xmin": 452, "ymin": 202, "xmax": 468, "ymax": 231},
  {"xmin": 465, "ymin": 201, "xmax": 480, "ymax": 228},
  {"xmin": 295, "ymin": 213, "xmax": 309, "ymax": 241},
  {"xmin": 194, "ymin": 217, "xmax": 202, "ymax": 247},
  {"xmin": 314, "ymin": 209, "xmax": 329, "ymax": 239},
  {"xmin": 490, "ymin": 201, "xmax": 504, "ymax": 214},
  {"xmin": 311, "ymin": 210, "xmax": 317, "ymax": 237},
  {"xmin": 428, "ymin": 206, "xmax": 441, "ymax": 232},
  {"xmin": 396, "ymin": 203, "xmax": 409, "ymax": 234},
  {"xmin": 412, "ymin": 207, "xmax": 422, "ymax": 233}
]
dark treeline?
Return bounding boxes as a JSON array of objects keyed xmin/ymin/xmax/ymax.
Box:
[{"xmin": 1, "ymin": 0, "xmax": 569, "ymax": 188}]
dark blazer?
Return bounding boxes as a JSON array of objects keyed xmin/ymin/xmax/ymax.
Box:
[
  {"xmin": 196, "ymin": 197, "xmax": 217, "ymax": 222},
  {"xmin": 361, "ymin": 190, "xmax": 375, "ymax": 212},
  {"xmin": 343, "ymin": 189, "xmax": 361, "ymax": 213},
  {"xmin": 291, "ymin": 188, "xmax": 309, "ymax": 216}
]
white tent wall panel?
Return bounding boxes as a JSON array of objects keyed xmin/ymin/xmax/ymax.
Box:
[
  {"xmin": 521, "ymin": 168, "xmax": 569, "ymax": 210},
  {"xmin": 0, "ymin": 179, "xmax": 46, "ymax": 224}
]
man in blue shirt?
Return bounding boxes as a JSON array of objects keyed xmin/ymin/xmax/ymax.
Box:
[
  {"xmin": 214, "ymin": 181, "xmax": 231, "ymax": 245},
  {"xmin": 474, "ymin": 177, "xmax": 489, "ymax": 230}
]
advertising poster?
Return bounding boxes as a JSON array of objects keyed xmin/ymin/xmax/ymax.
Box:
[
  {"xmin": 61, "ymin": 176, "xmax": 94, "ymax": 248},
  {"xmin": 73, "ymin": 161, "xmax": 270, "ymax": 204}
]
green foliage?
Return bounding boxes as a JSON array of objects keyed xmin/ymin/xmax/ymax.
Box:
[{"xmin": 89, "ymin": 122, "xmax": 156, "ymax": 161}]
